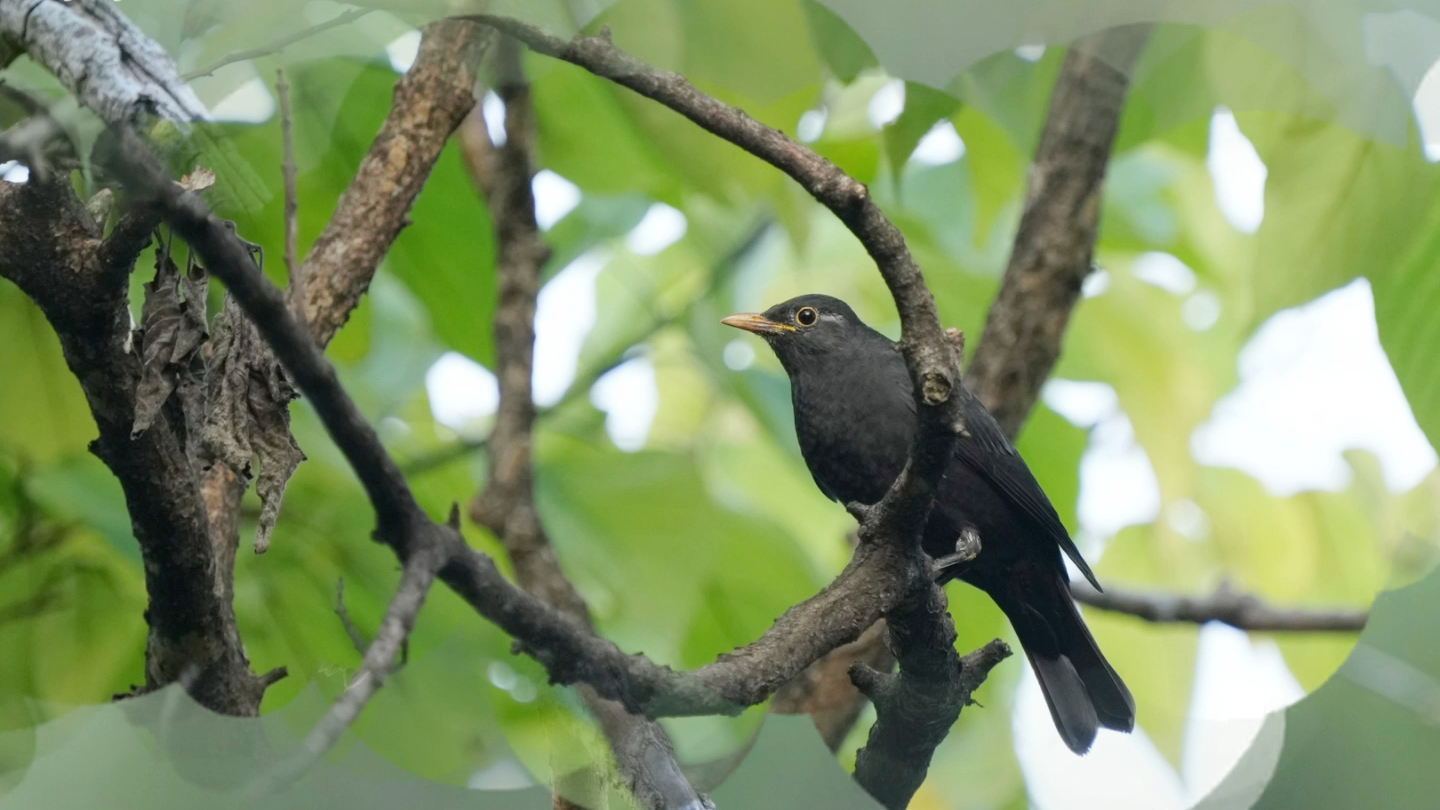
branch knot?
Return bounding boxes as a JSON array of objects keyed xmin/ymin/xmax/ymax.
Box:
[{"xmin": 921, "ymin": 371, "xmax": 952, "ymax": 406}]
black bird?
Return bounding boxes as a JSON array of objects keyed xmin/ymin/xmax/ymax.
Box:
[{"xmin": 723, "ymin": 294, "xmax": 1134, "ymax": 754}]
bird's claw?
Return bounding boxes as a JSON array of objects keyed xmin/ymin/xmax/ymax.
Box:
[
  {"xmin": 929, "ymin": 527, "xmax": 981, "ymax": 580},
  {"xmin": 957, "ymin": 526, "xmax": 981, "ymax": 560}
]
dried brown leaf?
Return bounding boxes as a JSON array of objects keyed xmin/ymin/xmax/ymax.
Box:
[
  {"xmin": 131, "ymin": 245, "xmax": 208, "ymax": 438},
  {"xmin": 203, "ymin": 296, "xmax": 305, "ymax": 554},
  {"xmin": 177, "ymin": 166, "xmax": 217, "ymax": 192}
]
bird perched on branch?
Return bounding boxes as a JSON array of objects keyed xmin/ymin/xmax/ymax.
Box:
[{"xmin": 723, "ymin": 294, "xmax": 1134, "ymax": 754}]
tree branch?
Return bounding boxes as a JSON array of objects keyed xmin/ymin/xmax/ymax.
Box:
[
  {"xmin": 0, "ymin": 177, "xmax": 273, "ymax": 716},
  {"xmin": 0, "ymin": 0, "xmax": 203, "ymax": 128},
  {"xmin": 277, "ymin": 68, "xmax": 300, "ymax": 311},
  {"xmin": 967, "ymin": 25, "xmax": 1153, "ymax": 436},
  {"xmin": 290, "ymin": 19, "xmax": 489, "ymax": 343},
  {"xmin": 294, "ymin": 540, "xmax": 447, "ymax": 769},
  {"xmin": 462, "ymin": 38, "xmax": 706, "ymax": 810},
  {"xmin": 848, "ymin": 577, "xmax": 1010, "ymax": 809},
  {"xmin": 853, "ymin": 626, "xmax": 1010, "ymax": 809},
  {"xmin": 771, "ymin": 618, "xmax": 894, "ymax": 752},
  {"xmin": 1071, "ymin": 581, "xmax": 1369, "ymax": 633}
]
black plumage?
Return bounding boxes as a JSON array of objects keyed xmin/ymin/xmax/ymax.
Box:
[{"xmin": 723, "ymin": 294, "xmax": 1134, "ymax": 754}]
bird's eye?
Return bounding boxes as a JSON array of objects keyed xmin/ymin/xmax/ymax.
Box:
[{"xmin": 796, "ymin": 307, "xmax": 818, "ymax": 326}]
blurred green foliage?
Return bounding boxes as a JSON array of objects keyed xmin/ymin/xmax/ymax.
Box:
[{"xmin": 2, "ymin": 0, "xmax": 1440, "ymax": 807}]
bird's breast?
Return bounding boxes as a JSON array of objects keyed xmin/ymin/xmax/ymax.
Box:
[{"xmin": 791, "ymin": 372, "xmax": 914, "ymax": 506}]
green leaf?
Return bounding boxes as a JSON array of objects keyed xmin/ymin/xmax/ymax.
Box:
[
  {"xmin": 671, "ymin": 0, "xmax": 823, "ymax": 105},
  {"xmin": 531, "ymin": 58, "xmax": 683, "ymax": 200},
  {"xmin": 208, "ymin": 59, "xmax": 496, "ymax": 361},
  {"xmin": 24, "ymin": 457, "xmax": 138, "ymax": 563},
  {"xmin": 386, "ymin": 141, "xmax": 497, "ymax": 365},
  {"xmin": 0, "ymin": 286, "xmax": 94, "ymax": 463},
  {"xmin": 952, "ymin": 105, "xmax": 1024, "ymax": 247},
  {"xmin": 1373, "ymin": 200, "xmax": 1440, "ymax": 454},
  {"xmin": 800, "ymin": 0, "xmax": 877, "ymax": 83},
  {"xmin": 883, "ymin": 82, "xmax": 960, "ymax": 179},
  {"xmin": 1250, "ymin": 565, "xmax": 1440, "ymax": 810}
]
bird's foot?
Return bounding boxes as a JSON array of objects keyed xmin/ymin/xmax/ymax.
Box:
[{"xmin": 929, "ymin": 527, "xmax": 981, "ymax": 580}]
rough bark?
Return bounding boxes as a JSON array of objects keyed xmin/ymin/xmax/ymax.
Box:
[
  {"xmin": 293, "ymin": 20, "xmax": 488, "ymax": 345},
  {"xmin": 0, "ymin": 177, "xmax": 275, "ymax": 715},
  {"xmin": 967, "ymin": 25, "xmax": 1153, "ymax": 435},
  {"xmin": 0, "ymin": 0, "xmax": 203, "ymax": 127}
]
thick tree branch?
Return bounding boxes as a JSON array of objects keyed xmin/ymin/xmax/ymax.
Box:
[
  {"xmin": 291, "ymin": 20, "xmax": 488, "ymax": 344},
  {"xmin": 771, "ymin": 618, "xmax": 894, "ymax": 752},
  {"xmin": 853, "ymin": 620, "xmax": 1010, "ymax": 809},
  {"xmin": 848, "ymin": 579, "xmax": 1010, "ymax": 809},
  {"xmin": 967, "ymin": 25, "xmax": 1153, "ymax": 436},
  {"xmin": 462, "ymin": 38, "xmax": 705, "ymax": 810},
  {"xmin": 0, "ymin": 0, "xmax": 203, "ymax": 128},
  {"xmin": 1071, "ymin": 581, "xmax": 1369, "ymax": 633},
  {"xmin": 0, "ymin": 177, "xmax": 272, "ymax": 715}
]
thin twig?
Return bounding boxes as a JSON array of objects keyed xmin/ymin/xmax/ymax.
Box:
[
  {"xmin": 276, "ymin": 68, "xmax": 301, "ymax": 316},
  {"xmin": 335, "ymin": 577, "xmax": 410, "ymax": 668},
  {"xmin": 1072, "ymin": 581, "xmax": 1369, "ymax": 633},
  {"xmin": 400, "ymin": 437, "xmax": 487, "ymax": 476},
  {"xmin": 183, "ymin": 8, "xmax": 374, "ymax": 80},
  {"xmin": 334, "ymin": 578, "xmax": 370, "ymax": 656},
  {"xmin": 252, "ymin": 541, "xmax": 447, "ymax": 794}
]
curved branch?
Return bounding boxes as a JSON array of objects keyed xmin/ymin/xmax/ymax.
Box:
[
  {"xmin": 1072, "ymin": 581, "xmax": 1369, "ymax": 633},
  {"xmin": 462, "ymin": 15, "xmax": 961, "ymax": 429}
]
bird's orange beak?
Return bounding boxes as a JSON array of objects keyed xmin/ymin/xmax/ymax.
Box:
[{"xmin": 721, "ymin": 313, "xmax": 794, "ymax": 335}]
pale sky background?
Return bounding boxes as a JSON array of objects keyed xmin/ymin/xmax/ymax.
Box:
[{"xmin": 7, "ymin": 20, "xmax": 1438, "ymax": 810}]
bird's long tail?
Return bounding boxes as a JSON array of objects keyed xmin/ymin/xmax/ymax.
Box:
[{"xmin": 992, "ymin": 570, "xmax": 1135, "ymax": 755}]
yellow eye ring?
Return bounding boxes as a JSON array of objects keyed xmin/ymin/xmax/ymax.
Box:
[{"xmin": 796, "ymin": 307, "xmax": 818, "ymax": 326}]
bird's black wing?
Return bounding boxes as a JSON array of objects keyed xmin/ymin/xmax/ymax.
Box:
[{"xmin": 952, "ymin": 392, "xmax": 1102, "ymax": 590}]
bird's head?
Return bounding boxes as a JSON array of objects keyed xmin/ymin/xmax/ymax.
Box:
[{"xmin": 721, "ymin": 294, "xmax": 874, "ymax": 372}]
